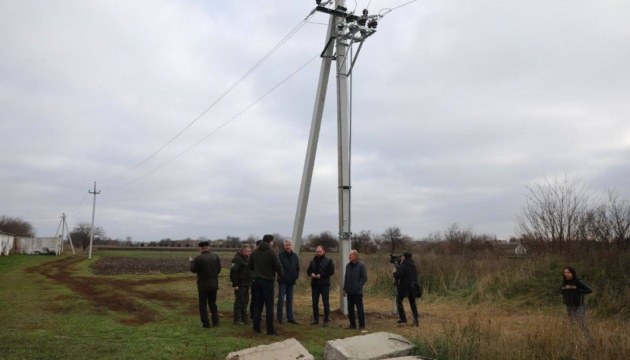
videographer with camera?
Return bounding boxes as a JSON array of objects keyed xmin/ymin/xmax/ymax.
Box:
[{"xmin": 393, "ymin": 252, "xmax": 419, "ymax": 327}]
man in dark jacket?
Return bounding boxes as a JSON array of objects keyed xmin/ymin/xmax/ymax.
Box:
[
  {"xmin": 342, "ymin": 250, "xmax": 368, "ymax": 330},
  {"xmin": 230, "ymin": 244, "xmax": 252, "ymax": 324},
  {"xmin": 393, "ymin": 251, "xmax": 419, "ymax": 326},
  {"xmin": 277, "ymin": 240, "xmax": 300, "ymax": 324},
  {"xmin": 190, "ymin": 241, "xmax": 222, "ymax": 328},
  {"xmin": 247, "ymin": 234, "xmax": 283, "ymax": 335},
  {"xmin": 306, "ymin": 246, "xmax": 335, "ymax": 327}
]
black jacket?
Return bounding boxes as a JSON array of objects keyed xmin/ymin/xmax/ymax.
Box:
[
  {"xmin": 278, "ymin": 251, "xmax": 300, "ymax": 285},
  {"xmin": 307, "ymin": 255, "xmax": 334, "ymax": 287},
  {"xmin": 562, "ymin": 278, "xmax": 592, "ymax": 307},
  {"xmin": 393, "ymin": 258, "xmax": 418, "ymax": 297},
  {"xmin": 230, "ymin": 251, "xmax": 252, "ymax": 287},
  {"xmin": 343, "ymin": 260, "xmax": 367, "ymax": 295},
  {"xmin": 190, "ymin": 251, "xmax": 221, "ymax": 292},
  {"xmin": 247, "ymin": 241, "xmax": 283, "ymax": 282}
]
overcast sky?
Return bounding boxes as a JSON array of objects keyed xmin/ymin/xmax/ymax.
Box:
[{"xmin": 2, "ymin": 0, "xmax": 629, "ymax": 243}]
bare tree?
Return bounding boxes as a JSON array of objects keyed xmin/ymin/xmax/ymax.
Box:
[
  {"xmin": 70, "ymin": 222, "xmax": 105, "ymax": 250},
  {"xmin": 351, "ymin": 230, "xmax": 376, "ymax": 253},
  {"xmin": 517, "ymin": 175, "xmax": 590, "ymax": 248},
  {"xmin": 587, "ymin": 190, "xmax": 630, "ymax": 247},
  {"xmin": 306, "ymin": 231, "xmax": 339, "ymax": 251},
  {"xmin": 383, "ymin": 226, "xmax": 403, "ymax": 254},
  {"xmin": 443, "ymin": 223, "xmax": 473, "ymax": 254},
  {"xmin": 0, "ymin": 216, "xmax": 35, "ymax": 237}
]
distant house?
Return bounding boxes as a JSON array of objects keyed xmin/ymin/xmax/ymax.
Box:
[{"xmin": 513, "ymin": 243, "xmax": 527, "ymax": 255}]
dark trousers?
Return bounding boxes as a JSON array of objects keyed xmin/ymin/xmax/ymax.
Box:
[
  {"xmin": 252, "ymin": 278, "xmax": 275, "ymax": 333},
  {"xmin": 347, "ymin": 294, "xmax": 365, "ymax": 328},
  {"xmin": 396, "ymin": 290, "xmax": 418, "ymax": 323},
  {"xmin": 277, "ymin": 282, "xmax": 295, "ymax": 322},
  {"xmin": 198, "ymin": 290, "xmax": 218, "ymax": 327},
  {"xmin": 311, "ymin": 284, "xmax": 330, "ymax": 322},
  {"xmin": 233, "ymin": 285, "xmax": 250, "ymax": 322}
]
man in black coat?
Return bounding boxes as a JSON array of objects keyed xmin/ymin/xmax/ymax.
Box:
[
  {"xmin": 230, "ymin": 244, "xmax": 252, "ymax": 324},
  {"xmin": 307, "ymin": 246, "xmax": 335, "ymax": 327},
  {"xmin": 277, "ymin": 240, "xmax": 300, "ymax": 324},
  {"xmin": 248, "ymin": 234, "xmax": 283, "ymax": 335},
  {"xmin": 342, "ymin": 250, "xmax": 368, "ymax": 330},
  {"xmin": 190, "ymin": 241, "xmax": 222, "ymax": 328},
  {"xmin": 393, "ymin": 251, "xmax": 419, "ymax": 326}
]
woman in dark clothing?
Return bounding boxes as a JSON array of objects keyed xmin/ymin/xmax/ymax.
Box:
[
  {"xmin": 562, "ymin": 266, "xmax": 592, "ymax": 334},
  {"xmin": 393, "ymin": 252, "xmax": 419, "ymax": 327}
]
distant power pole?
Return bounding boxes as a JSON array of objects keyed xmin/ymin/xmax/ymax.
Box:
[
  {"xmin": 55, "ymin": 213, "xmax": 75, "ymax": 255},
  {"xmin": 88, "ymin": 182, "xmax": 100, "ymax": 260},
  {"xmin": 292, "ymin": 0, "xmax": 380, "ymax": 314}
]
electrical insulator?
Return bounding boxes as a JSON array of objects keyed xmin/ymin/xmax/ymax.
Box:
[
  {"xmin": 368, "ymin": 20, "xmax": 378, "ymax": 29},
  {"xmin": 316, "ymin": 0, "xmax": 322, "ymax": 5}
]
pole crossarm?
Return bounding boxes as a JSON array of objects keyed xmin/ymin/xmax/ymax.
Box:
[{"xmin": 315, "ymin": 4, "xmax": 379, "ymax": 76}]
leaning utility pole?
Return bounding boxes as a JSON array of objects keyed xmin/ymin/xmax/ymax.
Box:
[
  {"xmin": 88, "ymin": 182, "xmax": 100, "ymax": 260},
  {"xmin": 292, "ymin": 0, "xmax": 380, "ymax": 314}
]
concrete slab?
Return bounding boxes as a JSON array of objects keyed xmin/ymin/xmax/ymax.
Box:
[
  {"xmin": 323, "ymin": 332, "xmax": 415, "ymax": 360},
  {"xmin": 225, "ymin": 338, "xmax": 314, "ymax": 360}
]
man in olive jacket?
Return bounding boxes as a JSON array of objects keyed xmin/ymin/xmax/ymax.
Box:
[
  {"xmin": 342, "ymin": 250, "xmax": 367, "ymax": 329},
  {"xmin": 247, "ymin": 234, "xmax": 283, "ymax": 335},
  {"xmin": 230, "ymin": 244, "xmax": 252, "ymax": 324},
  {"xmin": 190, "ymin": 241, "xmax": 221, "ymax": 328}
]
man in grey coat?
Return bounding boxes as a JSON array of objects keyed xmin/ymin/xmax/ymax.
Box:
[{"xmin": 342, "ymin": 250, "xmax": 368, "ymax": 330}]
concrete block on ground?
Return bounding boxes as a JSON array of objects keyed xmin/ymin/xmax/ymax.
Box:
[
  {"xmin": 225, "ymin": 338, "xmax": 314, "ymax": 360},
  {"xmin": 323, "ymin": 331, "xmax": 415, "ymax": 360}
]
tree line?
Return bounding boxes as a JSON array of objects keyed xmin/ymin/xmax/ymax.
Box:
[{"xmin": 2, "ymin": 175, "xmax": 629, "ymax": 253}]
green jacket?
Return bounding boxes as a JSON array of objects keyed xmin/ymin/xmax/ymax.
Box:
[
  {"xmin": 247, "ymin": 241, "xmax": 283, "ymax": 282},
  {"xmin": 190, "ymin": 251, "xmax": 221, "ymax": 292}
]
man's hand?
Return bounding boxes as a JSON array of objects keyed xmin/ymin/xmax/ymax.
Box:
[
  {"xmin": 188, "ymin": 257, "xmax": 193, "ymax": 262},
  {"xmin": 233, "ymin": 286, "xmax": 239, "ymax": 291},
  {"xmin": 342, "ymin": 290, "xmax": 346, "ymax": 297}
]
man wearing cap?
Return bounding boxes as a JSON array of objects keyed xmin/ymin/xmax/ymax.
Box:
[
  {"xmin": 248, "ymin": 234, "xmax": 283, "ymax": 335},
  {"xmin": 393, "ymin": 251, "xmax": 419, "ymax": 326},
  {"xmin": 190, "ymin": 241, "xmax": 222, "ymax": 328},
  {"xmin": 230, "ymin": 244, "xmax": 252, "ymax": 324}
]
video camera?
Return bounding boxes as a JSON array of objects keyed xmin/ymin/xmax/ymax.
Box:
[{"xmin": 389, "ymin": 254, "xmax": 402, "ymax": 267}]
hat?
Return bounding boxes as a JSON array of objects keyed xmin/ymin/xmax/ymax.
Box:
[
  {"xmin": 255, "ymin": 240, "xmax": 262, "ymax": 246},
  {"xmin": 198, "ymin": 241, "xmax": 210, "ymax": 247},
  {"xmin": 403, "ymin": 252, "xmax": 412, "ymax": 259}
]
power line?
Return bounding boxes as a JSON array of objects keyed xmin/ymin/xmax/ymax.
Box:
[
  {"xmin": 102, "ymin": 15, "xmax": 316, "ymax": 190},
  {"xmin": 106, "ymin": 54, "xmax": 321, "ymax": 190}
]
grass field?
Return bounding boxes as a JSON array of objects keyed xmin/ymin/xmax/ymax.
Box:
[{"xmin": 1, "ymin": 248, "xmax": 629, "ymax": 359}]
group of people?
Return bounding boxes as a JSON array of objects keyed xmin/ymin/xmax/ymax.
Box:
[
  {"xmin": 190, "ymin": 237, "xmax": 593, "ymax": 336},
  {"xmin": 189, "ymin": 234, "xmax": 421, "ymax": 335}
]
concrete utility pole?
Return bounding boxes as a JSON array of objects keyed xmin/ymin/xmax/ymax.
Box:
[
  {"xmin": 55, "ymin": 213, "xmax": 75, "ymax": 255},
  {"xmin": 292, "ymin": 0, "xmax": 380, "ymax": 314},
  {"xmin": 88, "ymin": 182, "xmax": 100, "ymax": 260}
]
